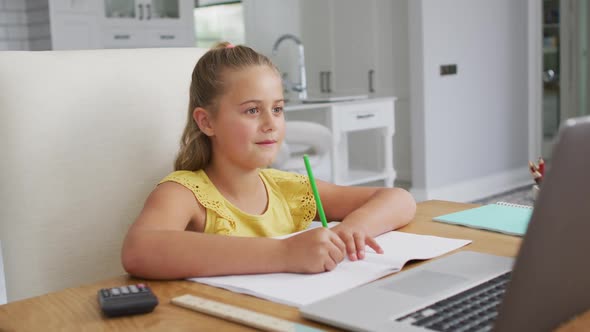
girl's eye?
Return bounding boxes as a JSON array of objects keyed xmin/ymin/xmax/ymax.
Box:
[
  {"xmin": 273, "ymin": 107, "xmax": 283, "ymax": 114},
  {"xmin": 246, "ymin": 108, "xmax": 258, "ymax": 115}
]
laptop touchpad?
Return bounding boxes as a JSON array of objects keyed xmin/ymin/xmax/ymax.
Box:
[{"xmin": 381, "ymin": 270, "xmax": 468, "ymax": 298}]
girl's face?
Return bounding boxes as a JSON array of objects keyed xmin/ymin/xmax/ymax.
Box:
[{"xmin": 209, "ymin": 65, "xmax": 285, "ymax": 170}]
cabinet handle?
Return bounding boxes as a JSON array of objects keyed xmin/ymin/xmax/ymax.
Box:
[
  {"xmin": 368, "ymin": 69, "xmax": 375, "ymax": 93},
  {"xmin": 356, "ymin": 113, "xmax": 375, "ymax": 119},
  {"xmin": 138, "ymin": 4, "xmax": 144, "ymax": 20},
  {"xmin": 160, "ymin": 34, "xmax": 175, "ymax": 40},
  {"xmin": 326, "ymin": 71, "xmax": 332, "ymax": 93},
  {"xmin": 113, "ymin": 34, "xmax": 130, "ymax": 40},
  {"xmin": 146, "ymin": 4, "xmax": 151, "ymax": 20}
]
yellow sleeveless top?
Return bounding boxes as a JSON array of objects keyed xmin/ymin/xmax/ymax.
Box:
[{"xmin": 159, "ymin": 168, "xmax": 316, "ymax": 237}]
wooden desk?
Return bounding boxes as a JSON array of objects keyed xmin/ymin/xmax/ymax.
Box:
[{"xmin": 0, "ymin": 200, "xmax": 587, "ymax": 331}]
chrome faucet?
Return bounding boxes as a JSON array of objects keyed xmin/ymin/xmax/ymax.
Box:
[{"xmin": 272, "ymin": 34, "xmax": 307, "ymax": 100}]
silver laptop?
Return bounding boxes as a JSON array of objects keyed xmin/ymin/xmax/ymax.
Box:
[{"xmin": 300, "ymin": 116, "xmax": 590, "ymax": 332}]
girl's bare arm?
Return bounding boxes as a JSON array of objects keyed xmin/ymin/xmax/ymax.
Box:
[
  {"xmin": 316, "ymin": 181, "xmax": 416, "ymax": 260},
  {"xmin": 317, "ymin": 181, "xmax": 416, "ymax": 235},
  {"xmin": 121, "ymin": 182, "xmax": 345, "ymax": 279}
]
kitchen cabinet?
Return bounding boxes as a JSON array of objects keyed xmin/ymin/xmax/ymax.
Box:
[
  {"xmin": 300, "ymin": 0, "xmax": 393, "ymax": 97},
  {"xmin": 49, "ymin": 0, "xmax": 101, "ymax": 50},
  {"xmin": 102, "ymin": 0, "xmax": 186, "ymax": 27},
  {"xmin": 297, "ymin": 0, "xmax": 333, "ymax": 95},
  {"xmin": 49, "ymin": 0, "xmax": 100, "ymax": 12},
  {"xmin": 100, "ymin": 0, "xmax": 194, "ymax": 48},
  {"xmin": 284, "ymin": 97, "xmax": 396, "ymax": 187},
  {"xmin": 48, "ymin": 0, "xmax": 194, "ymax": 50}
]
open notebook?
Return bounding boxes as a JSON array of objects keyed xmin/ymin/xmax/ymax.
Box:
[
  {"xmin": 433, "ymin": 202, "xmax": 533, "ymax": 236},
  {"xmin": 188, "ymin": 223, "xmax": 471, "ymax": 307}
]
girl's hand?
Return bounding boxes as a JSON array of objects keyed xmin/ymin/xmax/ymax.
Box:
[
  {"xmin": 331, "ymin": 223, "xmax": 384, "ymax": 261},
  {"xmin": 282, "ymin": 228, "xmax": 346, "ymax": 273}
]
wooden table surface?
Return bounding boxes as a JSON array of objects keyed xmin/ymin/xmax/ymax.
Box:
[{"xmin": 0, "ymin": 200, "xmax": 587, "ymax": 331}]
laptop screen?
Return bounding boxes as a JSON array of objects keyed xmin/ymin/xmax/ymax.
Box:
[{"xmin": 494, "ymin": 116, "xmax": 590, "ymax": 331}]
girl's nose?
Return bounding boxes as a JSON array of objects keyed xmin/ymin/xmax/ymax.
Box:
[{"xmin": 261, "ymin": 110, "xmax": 277, "ymax": 132}]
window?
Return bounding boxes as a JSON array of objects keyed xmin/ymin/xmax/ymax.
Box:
[{"xmin": 194, "ymin": 1, "xmax": 245, "ymax": 48}]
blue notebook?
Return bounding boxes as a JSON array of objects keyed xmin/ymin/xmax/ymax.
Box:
[{"xmin": 433, "ymin": 202, "xmax": 533, "ymax": 236}]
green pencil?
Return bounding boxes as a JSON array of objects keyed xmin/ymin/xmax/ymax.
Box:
[{"xmin": 303, "ymin": 154, "xmax": 329, "ymax": 228}]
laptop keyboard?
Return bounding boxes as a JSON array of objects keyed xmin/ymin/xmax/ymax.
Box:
[{"xmin": 395, "ymin": 271, "xmax": 511, "ymax": 332}]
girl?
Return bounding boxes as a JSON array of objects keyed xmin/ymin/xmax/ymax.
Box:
[{"xmin": 121, "ymin": 42, "xmax": 416, "ymax": 279}]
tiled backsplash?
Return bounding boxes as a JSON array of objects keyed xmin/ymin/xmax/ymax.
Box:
[{"xmin": 0, "ymin": 0, "xmax": 50, "ymax": 51}]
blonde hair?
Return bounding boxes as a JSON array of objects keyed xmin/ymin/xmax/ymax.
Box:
[{"xmin": 174, "ymin": 42, "xmax": 280, "ymax": 171}]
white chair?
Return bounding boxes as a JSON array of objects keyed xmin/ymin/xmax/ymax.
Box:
[
  {"xmin": 0, "ymin": 48, "xmax": 206, "ymax": 301},
  {"xmin": 0, "ymin": 241, "xmax": 6, "ymax": 305},
  {"xmin": 273, "ymin": 121, "xmax": 332, "ymax": 181}
]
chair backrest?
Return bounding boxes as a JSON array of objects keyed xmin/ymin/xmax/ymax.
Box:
[
  {"xmin": 0, "ymin": 241, "xmax": 6, "ymax": 305},
  {"xmin": 0, "ymin": 48, "xmax": 206, "ymax": 301},
  {"xmin": 273, "ymin": 121, "xmax": 332, "ymax": 181}
]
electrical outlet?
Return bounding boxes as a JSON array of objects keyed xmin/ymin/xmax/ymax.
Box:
[{"xmin": 440, "ymin": 64, "xmax": 457, "ymax": 76}]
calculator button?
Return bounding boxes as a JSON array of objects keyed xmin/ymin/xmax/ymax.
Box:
[{"xmin": 98, "ymin": 283, "xmax": 159, "ymax": 319}]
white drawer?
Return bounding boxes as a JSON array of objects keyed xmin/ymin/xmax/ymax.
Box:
[
  {"xmin": 102, "ymin": 29, "xmax": 142, "ymax": 48},
  {"xmin": 334, "ymin": 101, "xmax": 394, "ymax": 132},
  {"xmin": 145, "ymin": 29, "xmax": 190, "ymax": 47}
]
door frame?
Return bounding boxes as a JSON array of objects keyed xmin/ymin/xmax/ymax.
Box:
[
  {"xmin": 531, "ymin": 0, "xmax": 590, "ymax": 160},
  {"xmin": 560, "ymin": 0, "xmax": 587, "ymax": 121},
  {"xmin": 528, "ymin": 0, "xmax": 543, "ymax": 161}
]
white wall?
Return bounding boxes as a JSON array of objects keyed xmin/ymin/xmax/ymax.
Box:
[{"xmin": 410, "ymin": 0, "xmax": 531, "ymax": 202}]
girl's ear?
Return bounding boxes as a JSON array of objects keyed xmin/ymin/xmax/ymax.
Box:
[{"xmin": 193, "ymin": 107, "xmax": 215, "ymax": 136}]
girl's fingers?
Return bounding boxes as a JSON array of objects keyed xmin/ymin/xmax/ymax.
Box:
[
  {"xmin": 328, "ymin": 240, "xmax": 345, "ymax": 264},
  {"xmin": 324, "ymin": 258, "xmax": 337, "ymax": 272},
  {"xmin": 353, "ymin": 233, "xmax": 366, "ymax": 259},
  {"xmin": 341, "ymin": 233, "xmax": 357, "ymax": 261},
  {"xmin": 366, "ymin": 236, "xmax": 384, "ymax": 254},
  {"xmin": 330, "ymin": 231, "xmax": 347, "ymax": 256}
]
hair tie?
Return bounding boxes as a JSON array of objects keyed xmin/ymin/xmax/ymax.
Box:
[{"xmin": 226, "ymin": 43, "xmax": 235, "ymax": 49}]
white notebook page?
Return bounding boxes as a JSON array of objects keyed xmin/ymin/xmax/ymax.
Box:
[{"xmin": 189, "ymin": 228, "xmax": 471, "ymax": 307}]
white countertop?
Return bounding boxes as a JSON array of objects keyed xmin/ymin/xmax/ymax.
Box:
[{"xmin": 284, "ymin": 96, "xmax": 397, "ymax": 112}]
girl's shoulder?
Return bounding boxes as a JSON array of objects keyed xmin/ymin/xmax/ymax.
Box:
[
  {"xmin": 159, "ymin": 170, "xmax": 221, "ymax": 202},
  {"xmin": 159, "ymin": 170, "xmax": 207, "ymax": 188},
  {"xmin": 159, "ymin": 169, "xmax": 228, "ymax": 216}
]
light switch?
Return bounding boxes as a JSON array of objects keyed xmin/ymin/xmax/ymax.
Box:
[{"xmin": 440, "ymin": 64, "xmax": 457, "ymax": 76}]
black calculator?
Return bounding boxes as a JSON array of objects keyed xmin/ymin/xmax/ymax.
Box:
[{"xmin": 97, "ymin": 284, "xmax": 159, "ymax": 317}]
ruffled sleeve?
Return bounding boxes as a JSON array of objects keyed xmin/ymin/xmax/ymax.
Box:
[
  {"xmin": 261, "ymin": 168, "xmax": 316, "ymax": 232},
  {"xmin": 159, "ymin": 170, "xmax": 237, "ymax": 235},
  {"xmin": 210, "ymin": 217, "xmax": 236, "ymax": 235}
]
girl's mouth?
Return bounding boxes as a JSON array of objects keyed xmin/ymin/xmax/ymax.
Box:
[{"xmin": 256, "ymin": 140, "xmax": 277, "ymax": 145}]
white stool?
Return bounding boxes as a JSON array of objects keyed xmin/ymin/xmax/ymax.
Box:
[{"xmin": 273, "ymin": 121, "xmax": 332, "ymax": 181}]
